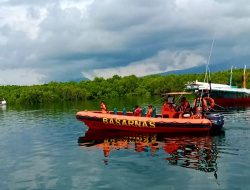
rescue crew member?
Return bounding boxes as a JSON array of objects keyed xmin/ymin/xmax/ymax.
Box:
[
  {"xmin": 163, "ymin": 100, "xmax": 167, "ymax": 106},
  {"xmin": 134, "ymin": 105, "xmax": 142, "ymax": 117},
  {"xmin": 100, "ymin": 100, "xmax": 107, "ymax": 114},
  {"xmin": 180, "ymin": 97, "xmax": 190, "ymax": 113},
  {"xmin": 146, "ymin": 105, "xmax": 153, "ymax": 117},
  {"xmin": 162, "ymin": 100, "xmax": 175, "ymax": 118},
  {"xmin": 163, "ymin": 100, "xmax": 175, "ymax": 111}
]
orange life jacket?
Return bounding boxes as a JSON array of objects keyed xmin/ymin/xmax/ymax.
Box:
[
  {"xmin": 162, "ymin": 104, "xmax": 173, "ymax": 112},
  {"xmin": 180, "ymin": 100, "xmax": 190, "ymax": 112},
  {"xmin": 134, "ymin": 107, "xmax": 142, "ymax": 117},
  {"xmin": 146, "ymin": 108, "xmax": 153, "ymax": 117},
  {"xmin": 100, "ymin": 103, "xmax": 107, "ymax": 114}
]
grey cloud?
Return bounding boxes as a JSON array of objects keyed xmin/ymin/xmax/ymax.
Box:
[
  {"xmin": 1, "ymin": 0, "xmax": 250, "ymax": 84},
  {"xmin": 26, "ymin": 7, "xmax": 41, "ymax": 19},
  {"xmin": 1, "ymin": 0, "xmax": 59, "ymax": 6},
  {"xmin": 0, "ymin": 25, "xmax": 11, "ymax": 36},
  {"xmin": 88, "ymin": 0, "xmax": 173, "ymax": 31}
]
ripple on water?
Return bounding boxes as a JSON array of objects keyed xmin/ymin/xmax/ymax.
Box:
[{"xmin": 1, "ymin": 103, "xmax": 250, "ymax": 189}]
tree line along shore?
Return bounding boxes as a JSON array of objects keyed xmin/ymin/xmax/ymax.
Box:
[{"xmin": 0, "ymin": 69, "xmax": 249, "ymax": 105}]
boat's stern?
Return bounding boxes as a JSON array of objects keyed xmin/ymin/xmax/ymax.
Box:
[{"xmin": 206, "ymin": 113, "xmax": 224, "ymax": 131}]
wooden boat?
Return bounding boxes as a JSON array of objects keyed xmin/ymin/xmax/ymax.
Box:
[
  {"xmin": 186, "ymin": 66, "xmax": 250, "ymax": 106},
  {"xmin": 76, "ymin": 93, "xmax": 224, "ymax": 133}
]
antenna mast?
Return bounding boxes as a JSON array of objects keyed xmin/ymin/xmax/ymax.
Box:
[
  {"xmin": 243, "ymin": 65, "xmax": 247, "ymax": 88},
  {"xmin": 229, "ymin": 65, "xmax": 233, "ymax": 86},
  {"xmin": 204, "ymin": 33, "xmax": 215, "ymax": 83}
]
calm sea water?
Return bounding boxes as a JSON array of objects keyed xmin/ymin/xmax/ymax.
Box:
[{"xmin": 0, "ymin": 96, "xmax": 250, "ymax": 190}]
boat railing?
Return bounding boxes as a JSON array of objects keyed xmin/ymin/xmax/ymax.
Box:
[{"xmin": 103, "ymin": 107, "xmax": 158, "ymax": 118}]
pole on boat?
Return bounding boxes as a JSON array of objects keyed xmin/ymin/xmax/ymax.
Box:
[
  {"xmin": 204, "ymin": 33, "xmax": 215, "ymax": 83},
  {"xmin": 201, "ymin": 91, "xmax": 205, "ymax": 117},
  {"xmin": 229, "ymin": 65, "xmax": 233, "ymax": 87},
  {"xmin": 243, "ymin": 65, "xmax": 247, "ymax": 88},
  {"xmin": 209, "ymin": 80, "xmax": 212, "ymax": 97}
]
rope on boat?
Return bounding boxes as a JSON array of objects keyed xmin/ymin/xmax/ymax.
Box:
[
  {"xmin": 139, "ymin": 96, "xmax": 166, "ymax": 108},
  {"xmin": 209, "ymin": 104, "xmax": 233, "ymax": 113},
  {"xmin": 174, "ymin": 86, "xmax": 189, "ymax": 102},
  {"xmin": 214, "ymin": 103, "xmax": 227, "ymax": 110},
  {"xmin": 139, "ymin": 87, "xmax": 187, "ymax": 109},
  {"xmin": 175, "ymin": 94, "xmax": 183, "ymax": 102}
]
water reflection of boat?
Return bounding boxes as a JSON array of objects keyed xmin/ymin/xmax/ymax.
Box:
[
  {"xmin": 1, "ymin": 105, "xmax": 6, "ymax": 111},
  {"xmin": 78, "ymin": 129, "xmax": 219, "ymax": 173}
]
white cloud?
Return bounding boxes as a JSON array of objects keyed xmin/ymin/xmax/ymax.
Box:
[
  {"xmin": 0, "ymin": 5, "xmax": 47, "ymax": 39},
  {"xmin": 0, "ymin": 69, "xmax": 45, "ymax": 85}
]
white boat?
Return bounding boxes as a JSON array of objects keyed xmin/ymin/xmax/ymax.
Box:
[
  {"xmin": 186, "ymin": 66, "xmax": 250, "ymax": 105},
  {"xmin": 187, "ymin": 80, "xmax": 250, "ymax": 96},
  {"xmin": 0, "ymin": 98, "xmax": 6, "ymax": 105}
]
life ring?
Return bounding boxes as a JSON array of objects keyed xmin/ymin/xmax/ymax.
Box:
[
  {"xmin": 203, "ymin": 97, "xmax": 215, "ymax": 110},
  {"xmin": 193, "ymin": 98, "xmax": 207, "ymax": 108}
]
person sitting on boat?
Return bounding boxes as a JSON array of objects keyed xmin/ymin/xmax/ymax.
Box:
[
  {"xmin": 161, "ymin": 100, "xmax": 179, "ymax": 118},
  {"xmin": 163, "ymin": 100, "xmax": 176, "ymax": 110},
  {"xmin": 134, "ymin": 105, "xmax": 142, "ymax": 117},
  {"xmin": 178, "ymin": 97, "xmax": 191, "ymax": 118},
  {"xmin": 180, "ymin": 97, "xmax": 190, "ymax": 113},
  {"xmin": 162, "ymin": 100, "xmax": 177, "ymax": 118},
  {"xmin": 146, "ymin": 105, "xmax": 153, "ymax": 117},
  {"xmin": 100, "ymin": 100, "xmax": 107, "ymax": 114}
]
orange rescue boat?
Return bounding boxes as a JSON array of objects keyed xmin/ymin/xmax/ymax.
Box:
[{"xmin": 76, "ymin": 93, "xmax": 224, "ymax": 133}]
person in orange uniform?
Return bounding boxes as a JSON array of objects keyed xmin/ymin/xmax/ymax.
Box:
[
  {"xmin": 162, "ymin": 100, "xmax": 175, "ymax": 112},
  {"xmin": 162, "ymin": 100, "xmax": 177, "ymax": 118},
  {"xmin": 134, "ymin": 105, "xmax": 142, "ymax": 117},
  {"xmin": 146, "ymin": 105, "xmax": 153, "ymax": 117},
  {"xmin": 100, "ymin": 100, "xmax": 107, "ymax": 114},
  {"xmin": 180, "ymin": 97, "xmax": 190, "ymax": 113}
]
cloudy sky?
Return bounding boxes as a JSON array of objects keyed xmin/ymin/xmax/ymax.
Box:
[{"xmin": 0, "ymin": 0, "xmax": 250, "ymax": 85}]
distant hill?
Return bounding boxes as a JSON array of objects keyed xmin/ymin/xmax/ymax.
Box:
[
  {"xmin": 68, "ymin": 77, "xmax": 89, "ymax": 82},
  {"xmin": 49, "ymin": 77, "xmax": 89, "ymax": 83},
  {"xmin": 159, "ymin": 65, "xmax": 206, "ymax": 75},
  {"xmin": 66, "ymin": 59, "xmax": 249, "ymax": 82},
  {"xmin": 159, "ymin": 59, "xmax": 249, "ymax": 75}
]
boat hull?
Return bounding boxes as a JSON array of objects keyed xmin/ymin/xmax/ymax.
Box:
[
  {"xmin": 76, "ymin": 111, "xmax": 213, "ymax": 133},
  {"xmin": 213, "ymin": 97, "xmax": 250, "ymax": 107}
]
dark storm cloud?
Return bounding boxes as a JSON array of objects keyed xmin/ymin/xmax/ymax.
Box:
[{"xmin": 0, "ymin": 0, "xmax": 250, "ymax": 84}]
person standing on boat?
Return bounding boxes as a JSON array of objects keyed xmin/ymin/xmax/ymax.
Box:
[
  {"xmin": 163, "ymin": 100, "xmax": 167, "ymax": 107},
  {"xmin": 134, "ymin": 105, "xmax": 142, "ymax": 117},
  {"xmin": 100, "ymin": 100, "xmax": 107, "ymax": 114},
  {"xmin": 146, "ymin": 105, "xmax": 153, "ymax": 117}
]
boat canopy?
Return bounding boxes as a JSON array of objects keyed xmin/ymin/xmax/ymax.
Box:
[
  {"xmin": 165, "ymin": 92, "xmax": 193, "ymax": 95},
  {"xmin": 186, "ymin": 80, "xmax": 250, "ymax": 94}
]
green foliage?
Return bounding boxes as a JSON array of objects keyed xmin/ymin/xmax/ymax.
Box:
[{"xmin": 0, "ymin": 68, "xmax": 249, "ymax": 104}]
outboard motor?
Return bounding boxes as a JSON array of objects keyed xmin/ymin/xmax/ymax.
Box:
[{"xmin": 206, "ymin": 113, "xmax": 224, "ymax": 131}]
